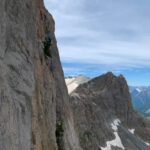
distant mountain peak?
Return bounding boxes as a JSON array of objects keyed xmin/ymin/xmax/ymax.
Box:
[
  {"xmin": 69, "ymin": 72, "xmax": 150, "ymax": 149},
  {"xmin": 129, "ymin": 86, "xmax": 150, "ymax": 118},
  {"xmin": 135, "ymin": 88, "xmax": 142, "ymax": 93}
]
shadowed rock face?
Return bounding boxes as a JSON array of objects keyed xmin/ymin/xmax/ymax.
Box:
[
  {"xmin": 70, "ymin": 72, "xmax": 150, "ymax": 150},
  {"xmin": 0, "ymin": 0, "xmax": 81, "ymax": 150}
]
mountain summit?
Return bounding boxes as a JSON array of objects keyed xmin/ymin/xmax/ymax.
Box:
[{"xmin": 69, "ymin": 72, "xmax": 150, "ymax": 150}]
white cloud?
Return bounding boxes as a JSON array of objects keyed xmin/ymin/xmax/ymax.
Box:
[{"xmin": 44, "ymin": 0, "xmax": 150, "ymax": 70}]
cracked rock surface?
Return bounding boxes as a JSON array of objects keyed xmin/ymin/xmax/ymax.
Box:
[{"xmin": 0, "ymin": 0, "xmax": 81, "ymax": 150}]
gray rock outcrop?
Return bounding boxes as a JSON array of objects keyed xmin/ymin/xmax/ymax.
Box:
[
  {"xmin": 0, "ymin": 0, "xmax": 81, "ymax": 150},
  {"xmin": 70, "ymin": 72, "xmax": 150, "ymax": 150}
]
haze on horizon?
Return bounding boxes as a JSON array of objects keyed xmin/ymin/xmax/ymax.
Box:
[{"xmin": 44, "ymin": 0, "xmax": 150, "ymax": 86}]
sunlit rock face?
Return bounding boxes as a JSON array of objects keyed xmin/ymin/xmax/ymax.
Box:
[
  {"xmin": 65, "ymin": 76, "xmax": 90, "ymax": 94},
  {"xmin": 0, "ymin": 0, "xmax": 81, "ymax": 150},
  {"xmin": 69, "ymin": 72, "xmax": 150, "ymax": 150}
]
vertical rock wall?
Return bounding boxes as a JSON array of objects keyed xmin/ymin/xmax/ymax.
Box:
[{"xmin": 0, "ymin": 0, "xmax": 81, "ymax": 150}]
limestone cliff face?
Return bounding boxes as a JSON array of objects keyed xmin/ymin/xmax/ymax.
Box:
[{"xmin": 0, "ymin": 0, "xmax": 80, "ymax": 150}]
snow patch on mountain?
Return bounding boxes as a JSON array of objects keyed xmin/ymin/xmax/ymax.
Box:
[
  {"xmin": 145, "ymin": 142, "xmax": 150, "ymax": 146},
  {"xmin": 100, "ymin": 119, "xmax": 125, "ymax": 150},
  {"xmin": 146, "ymin": 109, "xmax": 150, "ymax": 114},
  {"xmin": 65, "ymin": 78, "xmax": 79, "ymax": 94},
  {"xmin": 111, "ymin": 119, "xmax": 121, "ymax": 131},
  {"xmin": 136, "ymin": 88, "xmax": 142, "ymax": 93},
  {"xmin": 68, "ymin": 82, "xmax": 79, "ymax": 94},
  {"xmin": 128, "ymin": 129, "xmax": 135, "ymax": 134},
  {"xmin": 65, "ymin": 76, "xmax": 90, "ymax": 94}
]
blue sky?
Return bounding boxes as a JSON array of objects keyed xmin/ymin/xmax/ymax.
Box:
[{"xmin": 44, "ymin": 0, "xmax": 150, "ymax": 86}]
